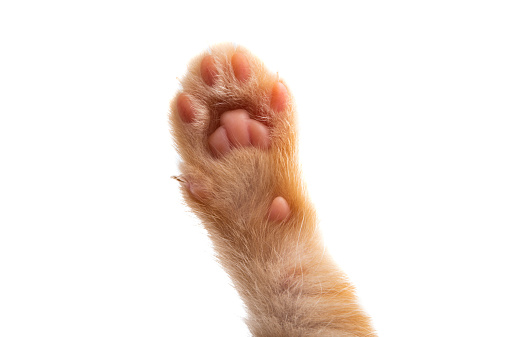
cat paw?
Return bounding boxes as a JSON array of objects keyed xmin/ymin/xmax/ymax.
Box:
[{"xmin": 171, "ymin": 44, "xmax": 300, "ymax": 224}]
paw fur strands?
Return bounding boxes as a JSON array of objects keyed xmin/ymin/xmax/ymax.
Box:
[{"xmin": 172, "ymin": 175, "xmax": 290, "ymax": 224}]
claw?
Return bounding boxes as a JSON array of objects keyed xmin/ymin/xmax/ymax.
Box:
[{"xmin": 171, "ymin": 175, "xmax": 186, "ymax": 183}]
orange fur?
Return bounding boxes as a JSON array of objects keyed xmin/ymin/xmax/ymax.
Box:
[{"xmin": 170, "ymin": 44, "xmax": 376, "ymax": 336}]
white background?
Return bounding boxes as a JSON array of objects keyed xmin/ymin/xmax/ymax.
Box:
[{"xmin": 1, "ymin": 0, "xmax": 511, "ymax": 336}]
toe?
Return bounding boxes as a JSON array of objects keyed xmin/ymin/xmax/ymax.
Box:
[
  {"xmin": 248, "ymin": 119, "xmax": 270, "ymax": 149},
  {"xmin": 208, "ymin": 126, "xmax": 231, "ymax": 157},
  {"xmin": 200, "ymin": 54, "xmax": 217, "ymax": 86},
  {"xmin": 270, "ymin": 82, "xmax": 288, "ymax": 112},
  {"xmin": 220, "ymin": 110, "xmax": 251, "ymax": 147},
  {"xmin": 177, "ymin": 94, "xmax": 195, "ymax": 123},
  {"xmin": 231, "ymin": 52, "xmax": 251, "ymax": 82},
  {"xmin": 269, "ymin": 196, "xmax": 291, "ymax": 222}
]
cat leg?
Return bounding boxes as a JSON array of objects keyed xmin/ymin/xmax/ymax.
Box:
[{"xmin": 170, "ymin": 44, "xmax": 375, "ymax": 337}]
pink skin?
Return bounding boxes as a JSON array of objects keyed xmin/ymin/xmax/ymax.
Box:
[
  {"xmin": 177, "ymin": 51, "xmax": 291, "ymax": 222},
  {"xmin": 200, "ymin": 55, "xmax": 217, "ymax": 86},
  {"xmin": 271, "ymin": 82, "xmax": 288, "ymax": 112},
  {"xmin": 268, "ymin": 196, "xmax": 291, "ymax": 222},
  {"xmin": 231, "ymin": 52, "xmax": 251, "ymax": 82},
  {"xmin": 209, "ymin": 109, "xmax": 270, "ymax": 157},
  {"xmin": 176, "ymin": 94, "xmax": 194, "ymax": 123}
]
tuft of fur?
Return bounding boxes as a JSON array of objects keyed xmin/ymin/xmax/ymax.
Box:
[{"xmin": 170, "ymin": 44, "xmax": 376, "ymax": 337}]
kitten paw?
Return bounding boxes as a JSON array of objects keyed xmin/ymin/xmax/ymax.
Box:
[{"xmin": 171, "ymin": 44, "xmax": 299, "ymax": 226}]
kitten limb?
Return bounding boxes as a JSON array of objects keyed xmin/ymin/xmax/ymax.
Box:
[{"xmin": 171, "ymin": 44, "xmax": 376, "ymax": 337}]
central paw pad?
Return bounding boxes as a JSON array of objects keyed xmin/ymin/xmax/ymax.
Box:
[{"xmin": 208, "ymin": 109, "xmax": 270, "ymax": 157}]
